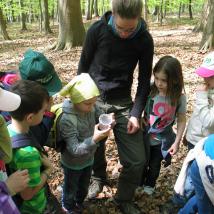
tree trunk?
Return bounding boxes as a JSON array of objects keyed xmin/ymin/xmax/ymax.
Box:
[
  {"xmin": 0, "ymin": 7, "xmax": 11, "ymax": 40},
  {"xmin": 94, "ymin": 0, "xmax": 99, "ymax": 17},
  {"xmin": 86, "ymin": 0, "xmax": 91, "ymax": 20},
  {"xmin": 19, "ymin": 0, "xmax": 27, "ymax": 31},
  {"xmin": 189, "ymin": 0, "xmax": 193, "ymax": 19},
  {"xmin": 52, "ymin": 0, "xmax": 86, "ymax": 50},
  {"xmin": 164, "ymin": 0, "xmax": 168, "ymax": 18},
  {"xmin": 42, "ymin": 0, "xmax": 52, "ymax": 34},
  {"xmin": 193, "ymin": 1, "xmax": 208, "ymax": 32},
  {"xmin": 199, "ymin": 0, "xmax": 214, "ymax": 52},
  {"xmin": 39, "ymin": 0, "xmax": 43, "ymax": 32},
  {"xmin": 143, "ymin": 0, "xmax": 147, "ymax": 22},
  {"xmin": 160, "ymin": 0, "xmax": 163, "ymax": 25},
  {"xmin": 178, "ymin": 2, "xmax": 181, "ymax": 19}
]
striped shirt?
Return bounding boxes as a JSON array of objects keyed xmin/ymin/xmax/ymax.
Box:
[{"xmin": 8, "ymin": 125, "xmax": 46, "ymax": 214}]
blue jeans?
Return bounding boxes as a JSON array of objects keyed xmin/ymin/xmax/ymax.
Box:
[
  {"xmin": 61, "ymin": 164, "xmax": 92, "ymax": 212},
  {"xmin": 178, "ymin": 160, "xmax": 214, "ymax": 214},
  {"xmin": 172, "ymin": 165, "xmax": 195, "ymax": 207}
]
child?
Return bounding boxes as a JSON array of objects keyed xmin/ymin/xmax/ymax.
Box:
[
  {"xmin": 141, "ymin": 56, "xmax": 186, "ymax": 195},
  {"xmin": 0, "ymin": 48, "xmax": 62, "ymax": 146},
  {"xmin": 160, "ymin": 51, "xmax": 214, "ymax": 213},
  {"xmin": 0, "ymin": 87, "xmax": 29, "ymax": 214},
  {"xmin": 176, "ymin": 134, "xmax": 214, "ymax": 214},
  {"xmin": 59, "ymin": 73, "xmax": 112, "ymax": 213},
  {"xmin": 8, "ymin": 80, "xmax": 53, "ymax": 214},
  {"xmin": 185, "ymin": 51, "xmax": 214, "ymax": 150}
]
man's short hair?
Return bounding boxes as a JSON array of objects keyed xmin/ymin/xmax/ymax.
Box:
[
  {"xmin": 10, "ymin": 80, "xmax": 49, "ymax": 121},
  {"xmin": 112, "ymin": 0, "xmax": 142, "ymax": 19}
]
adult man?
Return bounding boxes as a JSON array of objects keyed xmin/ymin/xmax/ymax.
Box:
[{"xmin": 78, "ymin": 0, "xmax": 154, "ymax": 213}]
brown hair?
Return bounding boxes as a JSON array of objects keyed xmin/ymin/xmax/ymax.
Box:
[
  {"xmin": 112, "ymin": 0, "xmax": 142, "ymax": 19},
  {"xmin": 150, "ymin": 56, "xmax": 184, "ymax": 105}
]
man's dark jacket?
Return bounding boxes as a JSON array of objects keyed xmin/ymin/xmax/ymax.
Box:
[{"xmin": 78, "ymin": 11, "xmax": 154, "ymax": 118}]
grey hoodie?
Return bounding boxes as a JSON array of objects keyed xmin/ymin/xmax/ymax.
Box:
[{"xmin": 59, "ymin": 99, "xmax": 102, "ymax": 170}]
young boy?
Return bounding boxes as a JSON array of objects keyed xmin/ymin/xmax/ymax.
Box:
[
  {"xmin": 8, "ymin": 80, "xmax": 53, "ymax": 214},
  {"xmin": 59, "ymin": 73, "xmax": 113, "ymax": 213},
  {"xmin": 0, "ymin": 87, "xmax": 29, "ymax": 214}
]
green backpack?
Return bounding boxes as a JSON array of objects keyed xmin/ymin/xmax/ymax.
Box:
[{"xmin": 47, "ymin": 103, "xmax": 77, "ymax": 152}]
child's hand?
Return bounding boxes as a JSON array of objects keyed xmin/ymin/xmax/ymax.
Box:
[
  {"xmin": 41, "ymin": 154, "xmax": 53, "ymax": 172},
  {"xmin": 93, "ymin": 124, "xmax": 111, "ymax": 143},
  {"xmin": 5, "ymin": 169, "xmax": 29, "ymax": 195},
  {"xmin": 168, "ymin": 142, "xmax": 179, "ymax": 155}
]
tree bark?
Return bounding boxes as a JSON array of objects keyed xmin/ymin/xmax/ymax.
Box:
[
  {"xmin": 52, "ymin": 0, "xmax": 85, "ymax": 50},
  {"xmin": 19, "ymin": 0, "xmax": 27, "ymax": 31},
  {"xmin": 39, "ymin": 0, "xmax": 43, "ymax": 32},
  {"xmin": 199, "ymin": 0, "xmax": 214, "ymax": 52},
  {"xmin": 94, "ymin": 0, "xmax": 99, "ymax": 17},
  {"xmin": 143, "ymin": 0, "xmax": 147, "ymax": 22},
  {"xmin": 42, "ymin": 0, "xmax": 52, "ymax": 34},
  {"xmin": 193, "ymin": 1, "xmax": 208, "ymax": 32},
  {"xmin": 189, "ymin": 0, "xmax": 193, "ymax": 19},
  {"xmin": 0, "ymin": 7, "xmax": 11, "ymax": 40},
  {"xmin": 86, "ymin": 0, "xmax": 91, "ymax": 20}
]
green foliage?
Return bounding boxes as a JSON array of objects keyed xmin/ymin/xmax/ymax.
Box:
[{"xmin": 147, "ymin": 0, "xmax": 204, "ymax": 15}]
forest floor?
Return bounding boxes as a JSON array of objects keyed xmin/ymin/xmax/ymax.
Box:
[{"xmin": 0, "ymin": 16, "xmax": 209, "ymax": 214}]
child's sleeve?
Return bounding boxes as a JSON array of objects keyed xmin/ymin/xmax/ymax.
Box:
[
  {"xmin": 195, "ymin": 91, "xmax": 214, "ymax": 129},
  {"xmin": 14, "ymin": 148, "xmax": 41, "ymax": 188},
  {"xmin": 59, "ymin": 115, "xmax": 97, "ymax": 157}
]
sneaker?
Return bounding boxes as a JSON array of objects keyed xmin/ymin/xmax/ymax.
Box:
[
  {"xmin": 113, "ymin": 198, "xmax": 144, "ymax": 214},
  {"xmin": 143, "ymin": 186, "xmax": 155, "ymax": 195},
  {"xmin": 87, "ymin": 180, "xmax": 104, "ymax": 199}
]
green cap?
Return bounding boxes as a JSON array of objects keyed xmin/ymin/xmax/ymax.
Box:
[
  {"xmin": 19, "ymin": 49, "xmax": 62, "ymax": 96},
  {"xmin": 60, "ymin": 73, "xmax": 100, "ymax": 103}
]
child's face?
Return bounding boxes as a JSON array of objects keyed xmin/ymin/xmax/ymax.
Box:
[
  {"xmin": 28, "ymin": 100, "xmax": 48, "ymax": 126},
  {"xmin": 204, "ymin": 76, "xmax": 214, "ymax": 89},
  {"xmin": 74, "ymin": 97, "xmax": 97, "ymax": 113},
  {"xmin": 154, "ymin": 70, "xmax": 168, "ymax": 95}
]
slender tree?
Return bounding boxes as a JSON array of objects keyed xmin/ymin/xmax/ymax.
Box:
[
  {"xmin": 94, "ymin": 0, "xmax": 99, "ymax": 17},
  {"xmin": 19, "ymin": 0, "xmax": 27, "ymax": 30},
  {"xmin": 188, "ymin": 0, "xmax": 193, "ymax": 19},
  {"xmin": 0, "ymin": 7, "xmax": 11, "ymax": 40},
  {"xmin": 42, "ymin": 0, "xmax": 52, "ymax": 34},
  {"xmin": 51, "ymin": 0, "xmax": 85, "ymax": 50}
]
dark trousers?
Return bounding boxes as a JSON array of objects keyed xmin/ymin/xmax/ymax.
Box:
[
  {"xmin": 92, "ymin": 98, "xmax": 146, "ymax": 201},
  {"xmin": 142, "ymin": 144, "xmax": 163, "ymax": 188},
  {"xmin": 61, "ymin": 164, "xmax": 92, "ymax": 211}
]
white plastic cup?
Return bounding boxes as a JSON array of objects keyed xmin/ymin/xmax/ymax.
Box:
[{"xmin": 98, "ymin": 114, "xmax": 112, "ymax": 130}]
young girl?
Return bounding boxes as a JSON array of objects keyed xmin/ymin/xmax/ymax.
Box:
[
  {"xmin": 141, "ymin": 56, "xmax": 187, "ymax": 195},
  {"xmin": 58, "ymin": 73, "xmax": 113, "ymax": 213}
]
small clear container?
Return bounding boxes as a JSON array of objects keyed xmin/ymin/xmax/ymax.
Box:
[{"xmin": 98, "ymin": 114, "xmax": 112, "ymax": 130}]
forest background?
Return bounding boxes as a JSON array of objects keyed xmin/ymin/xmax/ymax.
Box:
[{"xmin": 0, "ymin": 0, "xmax": 214, "ymax": 213}]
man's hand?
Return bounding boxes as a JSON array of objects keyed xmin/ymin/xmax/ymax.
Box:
[{"xmin": 127, "ymin": 116, "xmax": 140, "ymax": 134}]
